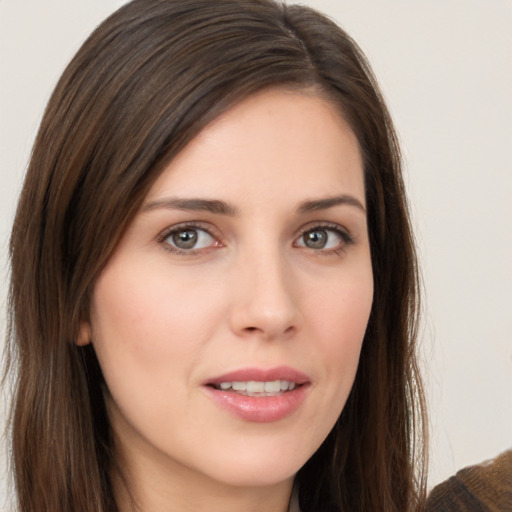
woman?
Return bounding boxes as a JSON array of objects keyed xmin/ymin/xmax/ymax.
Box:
[{"xmin": 5, "ymin": 0, "xmax": 427, "ymax": 510}]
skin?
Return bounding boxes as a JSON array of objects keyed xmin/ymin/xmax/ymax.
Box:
[{"xmin": 79, "ymin": 88, "xmax": 374, "ymax": 512}]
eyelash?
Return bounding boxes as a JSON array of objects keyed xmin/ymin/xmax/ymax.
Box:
[
  {"xmin": 157, "ymin": 222, "xmax": 220, "ymax": 256},
  {"xmin": 157, "ymin": 222, "xmax": 355, "ymax": 256},
  {"xmin": 295, "ymin": 223, "xmax": 355, "ymax": 256}
]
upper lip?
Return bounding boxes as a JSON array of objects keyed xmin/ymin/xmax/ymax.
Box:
[{"xmin": 205, "ymin": 366, "xmax": 310, "ymax": 386}]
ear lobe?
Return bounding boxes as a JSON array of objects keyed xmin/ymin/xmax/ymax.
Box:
[{"xmin": 76, "ymin": 322, "xmax": 92, "ymax": 346}]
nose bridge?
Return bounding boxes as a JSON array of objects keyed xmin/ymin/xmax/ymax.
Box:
[{"xmin": 230, "ymin": 238, "xmax": 299, "ymax": 339}]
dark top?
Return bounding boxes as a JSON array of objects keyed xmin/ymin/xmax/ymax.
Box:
[{"xmin": 425, "ymin": 449, "xmax": 512, "ymax": 511}]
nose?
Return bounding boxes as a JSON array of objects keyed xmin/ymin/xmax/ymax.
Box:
[{"xmin": 229, "ymin": 248, "xmax": 301, "ymax": 341}]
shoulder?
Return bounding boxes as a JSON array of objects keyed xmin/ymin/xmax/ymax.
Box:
[{"xmin": 425, "ymin": 449, "xmax": 512, "ymax": 511}]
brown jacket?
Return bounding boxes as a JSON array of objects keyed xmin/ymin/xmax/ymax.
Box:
[{"xmin": 425, "ymin": 450, "xmax": 512, "ymax": 511}]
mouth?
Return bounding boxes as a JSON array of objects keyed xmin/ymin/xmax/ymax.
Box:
[{"xmin": 203, "ymin": 366, "xmax": 310, "ymax": 422}]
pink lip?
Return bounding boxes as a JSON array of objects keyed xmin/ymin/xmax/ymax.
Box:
[
  {"xmin": 205, "ymin": 366, "xmax": 310, "ymax": 386},
  {"xmin": 203, "ymin": 366, "xmax": 311, "ymax": 423}
]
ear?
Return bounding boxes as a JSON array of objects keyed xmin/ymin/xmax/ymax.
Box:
[{"xmin": 76, "ymin": 322, "xmax": 92, "ymax": 346}]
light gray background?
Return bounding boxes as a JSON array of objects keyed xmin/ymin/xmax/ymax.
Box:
[{"xmin": 1, "ymin": 0, "xmax": 511, "ymax": 503}]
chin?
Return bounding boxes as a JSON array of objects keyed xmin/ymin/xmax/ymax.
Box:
[
  {"xmin": 207, "ymin": 462, "xmax": 298, "ymax": 488},
  {"xmin": 191, "ymin": 438, "xmax": 312, "ymax": 488}
]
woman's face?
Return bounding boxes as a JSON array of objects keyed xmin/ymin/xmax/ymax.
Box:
[{"xmin": 80, "ymin": 89, "xmax": 373, "ymax": 491}]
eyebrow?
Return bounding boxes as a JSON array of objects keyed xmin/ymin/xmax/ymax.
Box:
[
  {"xmin": 143, "ymin": 194, "xmax": 366, "ymax": 216},
  {"xmin": 143, "ymin": 197, "xmax": 237, "ymax": 215},
  {"xmin": 297, "ymin": 195, "xmax": 366, "ymax": 214}
]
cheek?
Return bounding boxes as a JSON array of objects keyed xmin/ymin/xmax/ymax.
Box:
[
  {"xmin": 91, "ymin": 257, "xmax": 220, "ymax": 350},
  {"xmin": 305, "ymin": 265, "xmax": 373, "ymax": 398},
  {"xmin": 87, "ymin": 258, "xmax": 230, "ymax": 450},
  {"xmin": 88, "ymin": 258, "xmax": 222, "ymax": 405},
  {"xmin": 309, "ymin": 264, "xmax": 373, "ymax": 348}
]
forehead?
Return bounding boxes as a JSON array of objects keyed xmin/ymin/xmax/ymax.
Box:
[{"xmin": 145, "ymin": 88, "xmax": 364, "ymax": 207}]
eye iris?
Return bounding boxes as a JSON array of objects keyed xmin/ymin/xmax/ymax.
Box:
[
  {"xmin": 173, "ymin": 229, "xmax": 197, "ymax": 249},
  {"xmin": 304, "ymin": 229, "xmax": 327, "ymax": 249}
]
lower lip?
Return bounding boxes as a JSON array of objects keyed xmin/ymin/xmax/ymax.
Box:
[{"xmin": 204, "ymin": 385, "xmax": 309, "ymax": 423}]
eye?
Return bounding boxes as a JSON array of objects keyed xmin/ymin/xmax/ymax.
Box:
[
  {"xmin": 295, "ymin": 225, "xmax": 353, "ymax": 252},
  {"xmin": 160, "ymin": 224, "xmax": 220, "ymax": 253}
]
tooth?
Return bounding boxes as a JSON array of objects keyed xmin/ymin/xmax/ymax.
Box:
[
  {"xmin": 232, "ymin": 381, "xmax": 247, "ymax": 391},
  {"xmin": 220, "ymin": 380, "xmax": 297, "ymax": 394},
  {"xmin": 247, "ymin": 381, "xmax": 265, "ymax": 393},
  {"xmin": 264, "ymin": 380, "xmax": 281, "ymax": 393}
]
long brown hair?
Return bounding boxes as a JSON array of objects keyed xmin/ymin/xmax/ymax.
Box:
[{"xmin": 5, "ymin": 1, "xmax": 427, "ymax": 510}]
